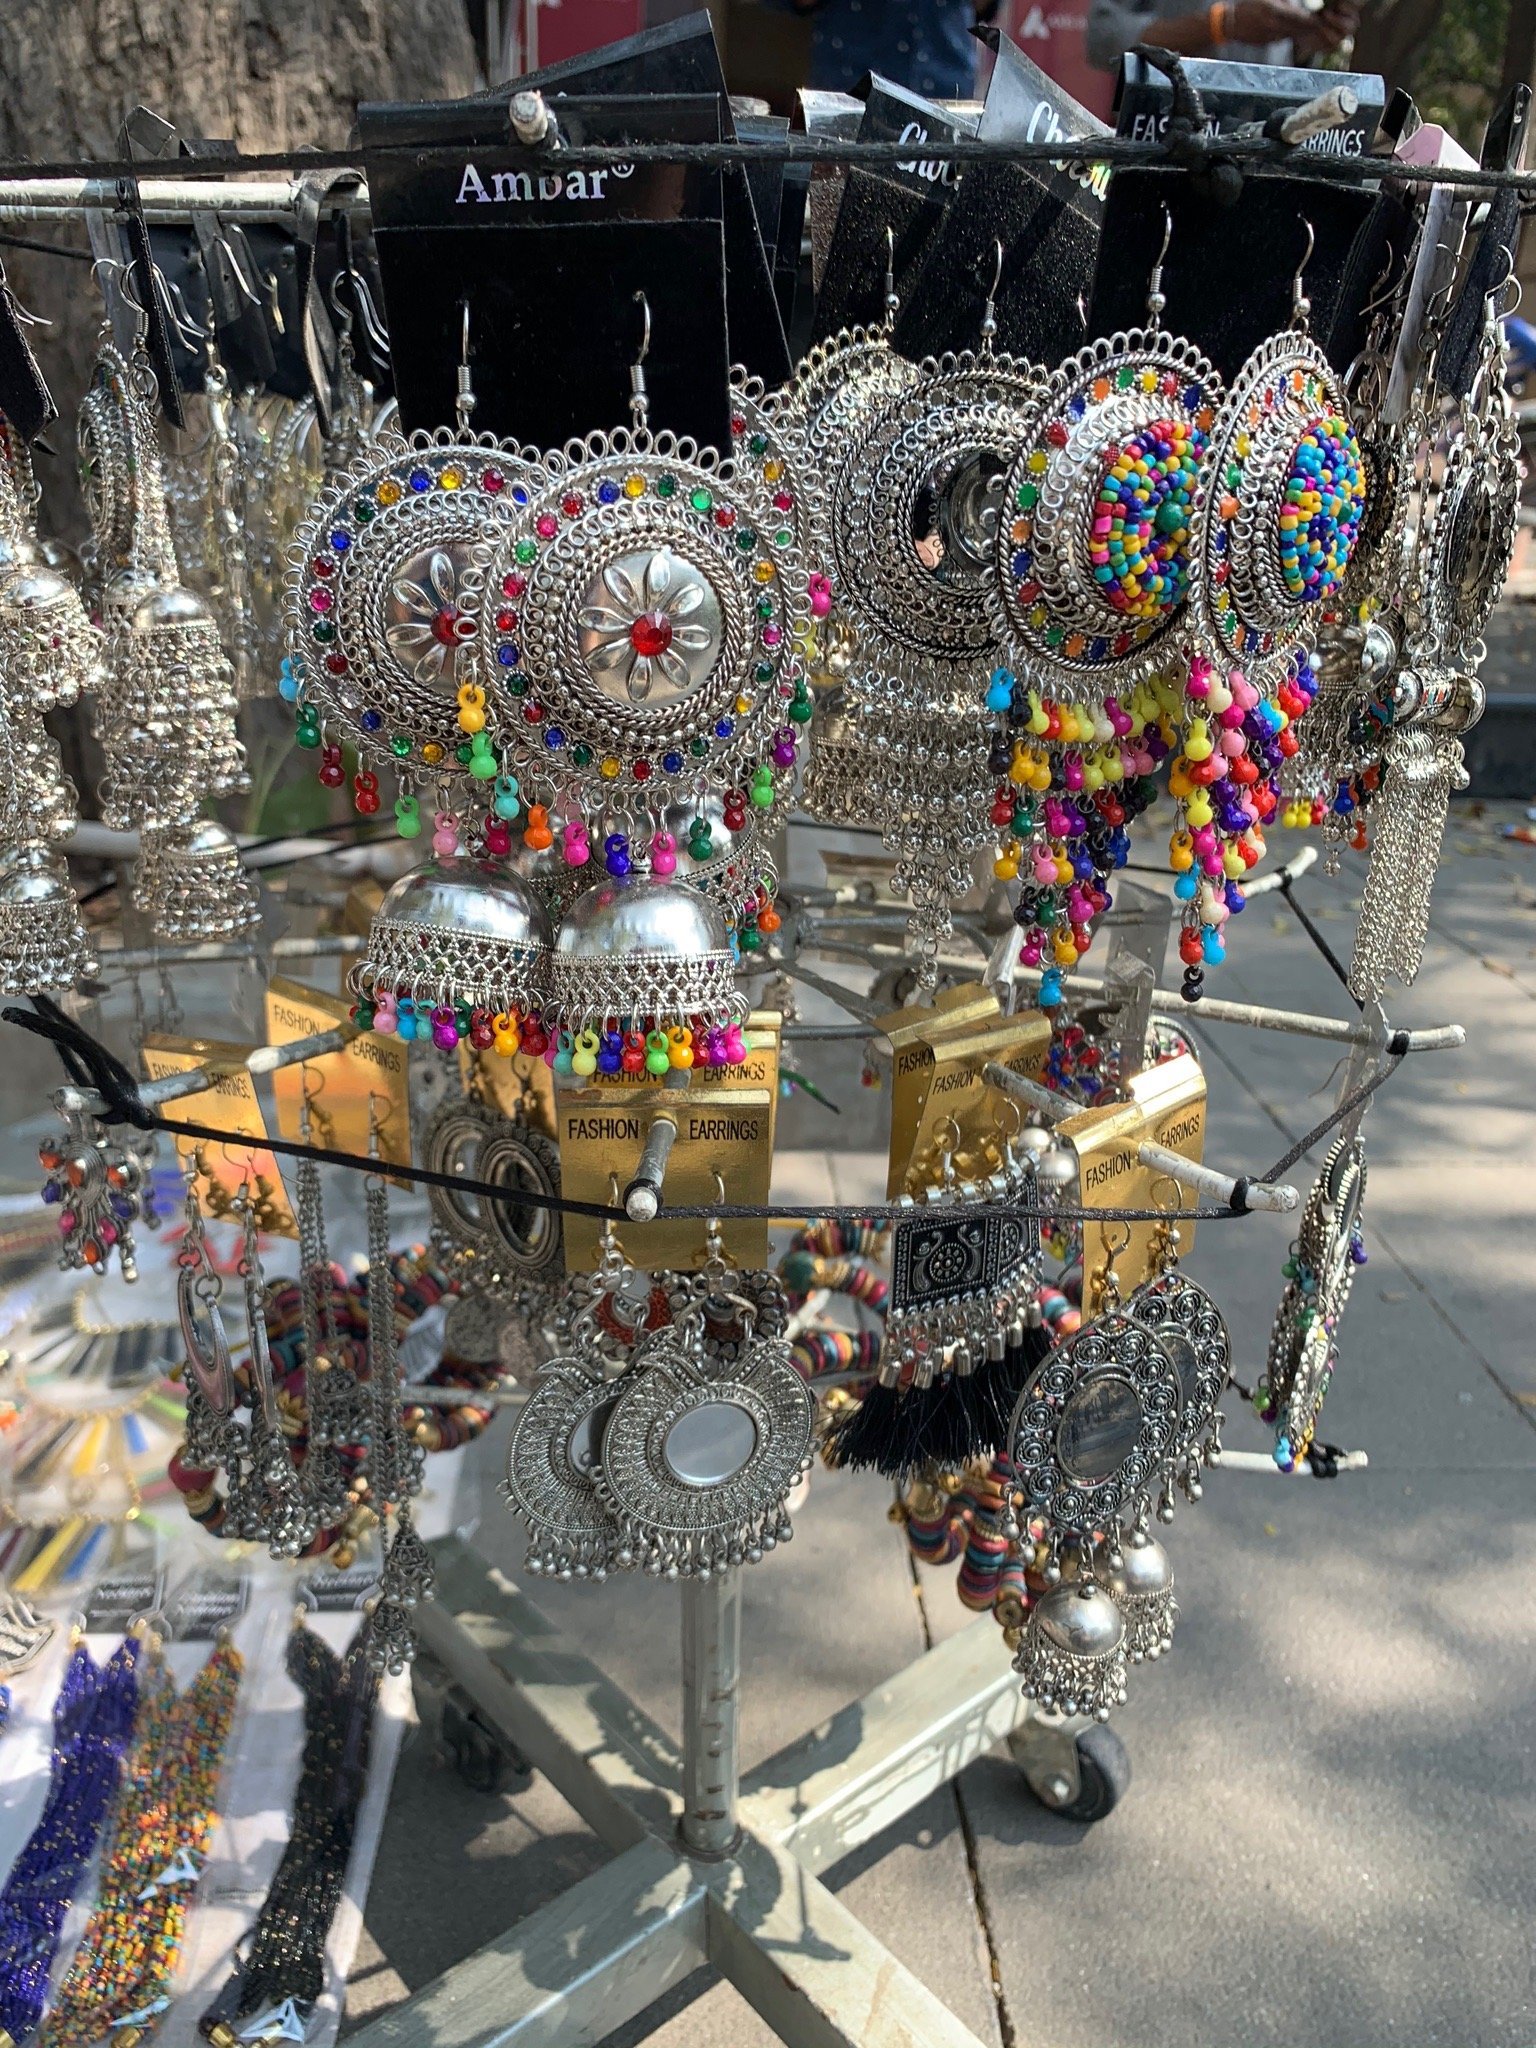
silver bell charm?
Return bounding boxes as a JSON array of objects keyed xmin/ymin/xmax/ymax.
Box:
[
  {"xmin": 1014, "ymin": 1581, "xmax": 1128, "ymax": 1723},
  {"xmin": 1102, "ymin": 1532, "xmax": 1178, "ymax": 1663}
]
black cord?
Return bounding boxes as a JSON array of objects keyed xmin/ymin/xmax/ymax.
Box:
[
  {"xmin": 0, "ymin": 136, "xmax": 1528, "ymax": 192},
  {"xmin": 1277, "ymin": 873, "xmax": 1360, "ymax": 1004},
  {"xmin": 0, "ymin": 229, "xmax": 91, "ymax": 263},
  {"xmin": 0, "ymin": 1001, "xmax": 1414, "ymax": 1232}
]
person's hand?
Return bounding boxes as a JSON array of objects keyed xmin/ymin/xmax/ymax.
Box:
[
  {"xmin": 1292, "ymin": 0, "xmax": 1360, "ymax": 55},
  {"xmin": 1225, "ymin": 0, "xmax": 1315, "ymax": 42}
]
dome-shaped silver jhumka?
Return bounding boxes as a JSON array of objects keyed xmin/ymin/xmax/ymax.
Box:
[
  {"xmin": 354, "ymin": 855, "xmax": 552, "ymax": 1016},
  {"xmin": 548, "ymin": 873, "xmax": 743, "ymax": 1034}
]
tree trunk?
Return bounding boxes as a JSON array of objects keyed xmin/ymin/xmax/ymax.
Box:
[
  {"xmin": 1351, "ymin": 0, "xmax": 1450, "ymax": 99},
  {"xmin": 0, "ymin": 0, "xmax": 480, "ymax": 513}
]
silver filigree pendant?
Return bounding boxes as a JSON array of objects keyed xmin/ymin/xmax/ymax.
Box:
[
  {"xmin": 424, "ymin": 1093, "xmax": 564, "ymax": 1363},
  {"xmin": 1260, "ymin": 1135, "xmax": 1366, "ymax": 1471},
  {"xmin": 504, "ymin": 1353, "xmax": 627, "ymax": 1581},
  {"xmin": 1123, "ymin": 1265, "xmax": 1230, "ymax": 1509},
  {"xmin": 595, "ymin": 1310, "xmax": 814, "ymax": 1580}
]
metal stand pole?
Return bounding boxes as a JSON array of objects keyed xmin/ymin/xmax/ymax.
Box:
[{"xmin": 680, "ymin": 1572, "xmax": 742, "ymax": 1859}]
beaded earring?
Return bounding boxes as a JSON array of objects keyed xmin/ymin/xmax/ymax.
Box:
[{"xmin": 990, "ymin": 213, "xmax": 1220, "ymax": 1009}]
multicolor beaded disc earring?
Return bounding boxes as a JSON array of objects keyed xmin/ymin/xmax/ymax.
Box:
[
  {"xmin": 1170, "ymin": 221, "xmax": 1362, "ymax": 1001},
  {"xmin": 989, "ymin": 214, "xmax": 1220, "ymax": 1010}
]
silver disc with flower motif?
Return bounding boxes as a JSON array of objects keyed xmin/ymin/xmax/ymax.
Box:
[
  {"xmin": 287, "ymin": 429, "xmax": 534, "ymax": 782},
  {"xmin": 478, "ymin": 427, "xmax": 805, "ymax": 802},
  {"xmin": 1123, "ymin": 1268, "xmax": 1230, "ymax": 1463}
]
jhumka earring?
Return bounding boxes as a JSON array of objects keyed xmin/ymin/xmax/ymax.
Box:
[
  {"xmin": 80, "ymin": 264, "xmax": 254, "ymax": 941},
  {"xmin": 816, "ymin": 242, "xmax": 1046, "ymax": 970}
]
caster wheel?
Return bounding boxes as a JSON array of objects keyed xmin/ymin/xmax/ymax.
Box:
[{"xmin": 1054, "ymin": 1725, "xmax": 1131, "ymax": 1823}]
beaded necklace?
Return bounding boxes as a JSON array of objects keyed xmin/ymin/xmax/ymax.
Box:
[
  {"xmin": 199, "ymin": 1623, "xmax": 378, "ymax": 2048},
  {"xmin": 37, "ymin": 1635, "xmax": 243, "ymax": 2048},
  {"xmin": 0, "ymin": 1633, "xmax": 140, "ymax": 2047}
]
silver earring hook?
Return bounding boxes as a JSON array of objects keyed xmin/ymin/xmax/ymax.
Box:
[
  {"xmin": 211, "ymin": 232, "xmax": 262, "ymax": 308},
  {"xmin": 0, "ymin": 260, "xmax": 51, "ymax": 331},
  {"xmin": 980, "ymin": 237, "xmax": 1003, "ymax": 351},
  {"xmin": 1292, "ymin": 218, "xmax": 1315, "ymax": 329},
  {"xmin": 884, "ymin": 225, "xmax": 899, "ymax": 328},
  {"xmin": 630, "ymin": 290, "xmax": 651, "ymax": 432},
  {"xmin": 1146, "ymin": 205, "xmax": 1172, "ymax": 331},
  {"xmin": 455, "ymin": 297, "xmax": 476, "ymax": 431}
]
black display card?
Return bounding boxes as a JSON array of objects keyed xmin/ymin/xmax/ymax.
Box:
[
  {"xmin": 893, "ymin": 165, "xmax": 1100, "ymax": 364},
  {"xmin": 974, "ymin": 27, "xmax": 1109, "ymax": 222},
  {"xmin": 0, "ymin": 274, "xmax": 55, "ymax": 441},
  {"xmin": 810, "ymin": 77, "xmax": 974, "ymax": 345},
  {"xmin": 1114, "ymin": 54, "xmax": 1385, "ymax": 162},
  {"xmin": 360, "ymin": 93, "xmax": 732, "ymax": 448},
  {"xmin": 464, "ymin": 8, "xmax": 789, "ymax": 382},
  {"xmin": 1087, "ymin": 169, "xmax": 1382, "ymax": 382}
]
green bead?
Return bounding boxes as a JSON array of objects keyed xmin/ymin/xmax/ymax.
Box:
[
  {"xmin": 572, "ymin": 744, "xmax": 592, "ymax": 767},
  {"xmin": 354, "ymin": 497, "xmax": 376, "ymax": 521},
  {"xmin": 689, "ymin": 488, "xmax": 713, "ymax": 514},
  {"xmin": 735, "ymin": 529, "xmax": 756, "ymax": 552},
  {"xmin": 456, "ymin": 742, "xmax": 474, "ymax": 765},
  {"xmin": 656, "ymin": 473, "xmax": 677, "ymax": 498},
  {"xmin": 390, "ymin": 734, "xmax": 411, "ymax": 758},
  {"xmin": 738, "ymin": 925, "xmax": 761, "ymax": 952},
  {"xmin": 756, "ymin": 597, "xmax": 774, "ymax": 619},
  {"xmin": 689, "ymin": 736, "xmax": 709, "ymax": 758},
  {"xmin": 788, "ymin": 691, "xmax": 813, "ymax": 725},
  {"xmin": 755, "ymin": 662, "xmax": 775, "ymax": 684},
  {"xmin": 515, "ymin": 539, "xmax": 538, "ymax": 566},
  {"xmin": 748, "ymin": 434, "xmax": 768, "ymax": 457},
  {"xmin": 311, "ymin": 620, "xmax": 335, "ymax": 644},
  {"xmin": 1016, "ymin": 482, "xmax": 1038, "ymax": 510},
  {"xmin": 774, "ymin": 528, "xmax": 792, "ymax": 548}
]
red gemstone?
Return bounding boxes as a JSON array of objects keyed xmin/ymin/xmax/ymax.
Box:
[
  {"xmin": 561, "ymin": 493, "xmax": 583, "ymax": 518},
  {"xmin": 714, "ymin": 506, "xmax": 737, "ymax": 529},
  {"xmin": 325, "ymin": 654, "xmax": 348, "ymax": 674},
  {"xmin": 731, "ymin": 415, "xmax": 746, "ymax": 436},
  {"xmin": 633, "ymin": 759, "xmax": 652, "ymax": 781},
  {"xmin": 496, "ymin": 609, "xmax": 517, "ymax": 633},
  {"xmin": 523, "ymin": 702, "xmax": 544, "ymax": 723},
  {"xmin": 483, "ymin": 468, "xmax": 505, "ymax": 493},
  {"xmin": 503, "ymin": 573, "xmax": 527, "ymax": 598},
  {"xmin": 432, "ymin": 607, "xmax": 475, "ymax": 647},
  {"xmin": 1046, "ymin": 421, "xmax": 1069, "ymax": 448},
  {"xmin": 312, "ymin": 556, "xmax": 335, "ymax": 578},
  {"xmin": 629, "ymin": 610, "xmax": 674, "ymax": 658},
  {"xmin": 772, "ymin": 491, "xmax": 793, "ymax": 511},
  {"xmin": 535, "ymin": 514, "xmax": 559, "ymax": 539},
  {"xmin": 1018, "ymin": 579, "xmax": 1041, "ymax": 603}
]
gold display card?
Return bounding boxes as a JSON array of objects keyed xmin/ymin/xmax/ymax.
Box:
[
  {"xmin": 141, "ymin": 1036, "xmax": 297, "ymax": 1237},
  {"xmin": 877, "ymin": 983, "xmax": 1003, "ymax": 1198},
  {"xmin": 559, "ymin": 1085, "xmax": 774, "ymax": 1274},
  {"xmin": 904, "ymin": 1011, "xmax": 1053, "ymax": 1197},
  {"xmin": 471, "ymin": 1045, "xmax": 557, "ymax": 1138},
  {"xmin": 264, "ymin": 979, "xmax": 411, "ymax": 1178},
  {"xmin": 1058, "ymin": 1052, "xmax": 1207, "ymax": 1316}
]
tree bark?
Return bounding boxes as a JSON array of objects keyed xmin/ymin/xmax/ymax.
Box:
[
  {"xmin": 1350, "ymin": 0, "xmax": 1450, "ymax": 99},
  {"xmin": 0, "ymin": 0, "xmax": 479, "ymax": 521}
]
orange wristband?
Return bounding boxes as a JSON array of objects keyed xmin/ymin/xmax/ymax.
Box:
[{"xmin": 1209, "ymin": 1, "xmax": 1227, "ymax": 41}]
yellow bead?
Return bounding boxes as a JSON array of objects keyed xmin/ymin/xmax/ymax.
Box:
[
  {"xmin": 1185, "ymin": 792, "xmax": 1213, "ymax": 827},
  {"xmin": 1028, "ymin": 451, "xmax": 1048, "ymax": 473},
  {"xmin": 421, "ymin": 741, "xmax": 445, "ymax": 765},
  {"xmin": 377, "ymin": 478, "xmax": 404, "ymax": 507},
  {"xmin": 735, "ymin": 694, "xmax": 752, "ymax": 715},
  {"xmin": 440, "ymin": 466, "xmax": 464, "ymax": 490},
  {"xmin": 600, "ymin": 756, "xmax": 621, "ymax": 779},
  {"xmin": 763, "ymin": 458, "xmax": 784, "ymax": 483},
  {"xmin": 753, "ymin": 560, "xmax": 776, "ymax": 584},
  {"xmin": 623, "ymin": 473, "xmax": 646, "ymax": 498}
]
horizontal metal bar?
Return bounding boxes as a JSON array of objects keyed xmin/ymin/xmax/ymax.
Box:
[
  {"xmin": 342, "ymin": 1838, "xmax": 707, "ymax": 2048},
  {"xmin": 706, "ymin": 1831, "xmax": 995, "ymax": 2048},
  {"xmin": 132, "ymin": 1024, "xmax": 353, "ymax": 1108},
  {"xmin": 0, "ymin": 175, "xmax": 363, "ymax": 220},
  {"xmin": 418, "ymin": 1536, "xmax": 681, "ymax": 1850},
  {"xmin": 981, "ymin": 1061, "xmax": 1068, "ymax": 1125},
  {"xmin": 1137, "ymin": 1140, "xmax": 1297, "ymax": 1213},
  {"xmin": 739, "ymin": 1616, "xmax": 1023, "ymax": 1875},
  {"xmin": 1213, "ymin": 1446, "xmax": 1370, "ymax": 1475},
  {"xmin": 95, "ymin": 933, "xmax": 364, "ymax": 973},
  {"xmin": 1242, "ymin": 843, "xmax": 1318, "ymax": 896}
]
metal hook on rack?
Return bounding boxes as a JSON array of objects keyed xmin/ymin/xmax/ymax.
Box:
[
  {"xmin": 208, "ymin": 229, "xmax": 263, "ymax": 307},
  {"xmin": 328, "ymin": 256, "xmax": 391, "ymax": 362},
  {"xmin": 884, "ymin": 224, "xmax": 899, "ymax": 327}
]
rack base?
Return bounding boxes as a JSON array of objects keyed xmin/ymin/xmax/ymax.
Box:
[{"xmin": 349, "ymin": 1536, "xmax": 1070, "ymax": 2048}]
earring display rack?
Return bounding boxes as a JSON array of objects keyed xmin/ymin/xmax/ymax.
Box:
[{"xmin": 0, "ymin": 99, "xmax": 1508, "ymax": 2048}]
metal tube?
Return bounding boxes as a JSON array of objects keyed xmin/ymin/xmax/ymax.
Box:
[
  {"xmin": 624, "ymin": 1106, "xmax": 680, "ymax": 1224},
  {"xmin": 1212, "ymin": 1446, "xmax": 1369, "ymax": 1475},
  {"xmin": 981, "ymin": 1061, "xmax": 1069, "ymax": 1124},
  {"xmin": 93, "ymin": 933, "xmax": 364, "ymax": 973},
  {"xmin": 1243, "ymin": 843, "xmax": 1318, "ymax": 896},
  {"xmin": 132, "ymin": 1024, "xmax": 352, "ymax": 1108},
  {"xmin": 0, "ymin": 176, "xmax": 363, "ymax": 220},
  {"xmin": 1137, "ymin": 1140, "xmax": 1298, "ymax": 1213},
  {"xmin": 680, "ymin": 1573, "xmax": 742, "ymax": 1860},
  {"xmin": 1277, "ymin": 85, "xmax": 1360, "ymax": 144}
]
